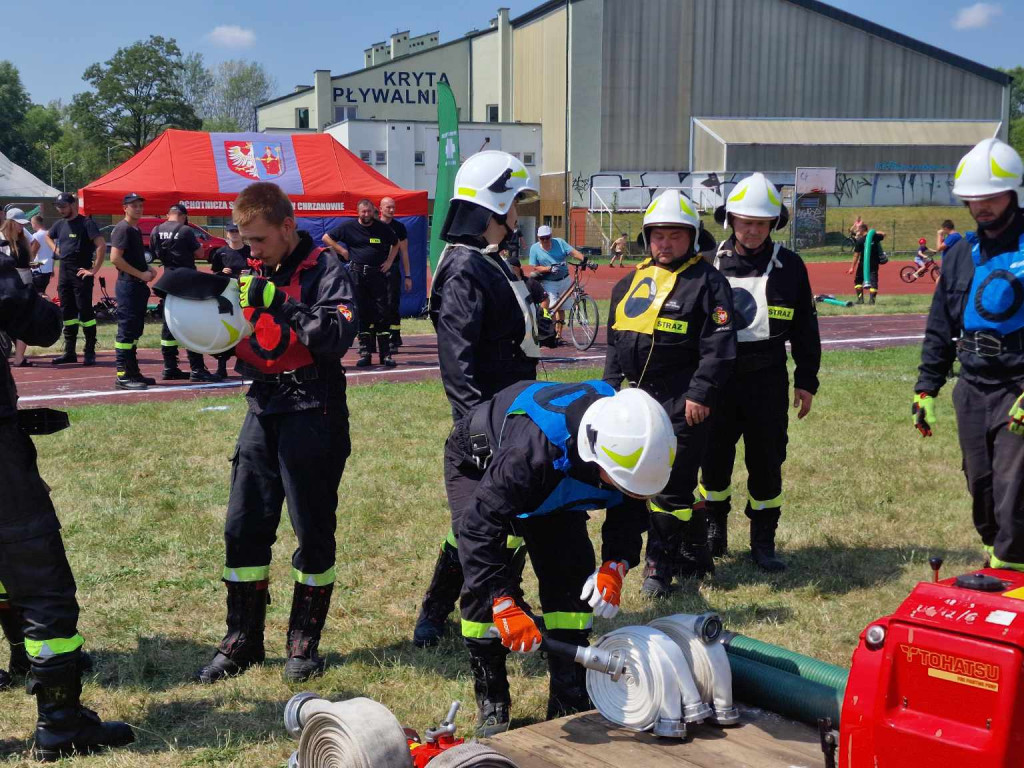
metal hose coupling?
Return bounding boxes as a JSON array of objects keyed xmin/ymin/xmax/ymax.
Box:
[
  {"xmin": 572, "ymin": 644, "xmax": 626, "ymax": 682},
  {"xmin": 284, "ymin": 691, "xmax": 320, "ymax": 739}
]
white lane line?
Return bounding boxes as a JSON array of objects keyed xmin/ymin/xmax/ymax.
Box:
[{"xmin": 821, "ymin": 334, "xmax": 923, "ymax": 345}]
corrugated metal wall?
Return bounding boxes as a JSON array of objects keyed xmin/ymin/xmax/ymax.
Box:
[
  {"xmin": 513, "ymin": 11, "xmax": 568, "ymax": 172},
  {"xmin": 726, "ymin": 144, "xmax": 973, "ymax": 172}
]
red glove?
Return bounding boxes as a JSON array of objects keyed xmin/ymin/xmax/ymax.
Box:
[
  {"xmin": 490, "ymin": 597, "xmax": 542, "ymax": 653},
  {"xmin": 580, "ymin": 560, "xmax": 627, "ymax": 619}
]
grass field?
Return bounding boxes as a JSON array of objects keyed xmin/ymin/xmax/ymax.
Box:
[{"xmin": 0, "ymin": 345, "xmax": 977, "ymax": 766}]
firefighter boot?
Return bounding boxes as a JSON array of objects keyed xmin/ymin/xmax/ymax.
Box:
[
  {"xmin": 747, "ymin": 506, "xmax": 787, "ymax": 572},
  {"xmin": 869, "ymin": 290, "xmax": 877, "ymax": 305},
  {"xmin": 356, "ymin": 333, "xmax": 373, "ymax": 368},
  {"xmin": 187, "ymin": 351, "xmax": 222, "ymax": 383},
  {"xmin": 51, "ymin": 326, "xmax": 77, "ymax": 365},
  {"xmin": 30, "ymin": 662, "xmax": 134, "ymax": 762},
  {"xmin": 114, "ymin": 348, "xmax": 147, "ymax": 390},
  {"xmin": 82, "ymin": 324, "xmax": 97, "ymax": 367},
  {"xmin": 390, "ymin": 327, "xmax": 403, "ymax": 349},
  {"xmin": 413, "ymin": 543, "xmax": 463, "ymax": 648},
  {"xmin": 467, "ymin": 639, "xmax": 511, "ymax": 737},
  {"xmin": 215, "ymin": 353, "xmax": 230, "ymax": 379},
  {"xmin": 161, "ymin": 345, "xmax": 190, "ymax": 380},
  {"xmin": 546, "ymin": 629, "xmax": 592, "ymax": 720},
  {"xmin": 706, "ymin": 499, "xmax": 730, "ymax": 558},
  {"xmin": 128, "ymin": 347, "xmax": 156, "ymax": 386},
  {"xmin": 641, "ymin": 512, "xmax": 683, "ymax": 598},
  {"xmin": 676, "ymin": 508, "xmax": 715, "ymax": 580},
  {"xmin": 378, "ymin": 333, "xmax": 396, "ymax": 368},
  {"xmin": 284, "ymin": 582, "xmax": 333, "ymax": 682},
  {"xmin": 197, "ymin": 580, "xmax": 269, "ymax": 683}
]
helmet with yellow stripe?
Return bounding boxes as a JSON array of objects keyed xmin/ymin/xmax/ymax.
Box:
[
  {"xmin": 450, "ymin": 151, "xmax": 539, "ymax": 216},
  {"xmin": 953, "ymin": 138, "xmax": 1024, "ymax": 205},
  {"xmin": 714, "ymin": 173, "xmax": 790, "ymax": 230}
]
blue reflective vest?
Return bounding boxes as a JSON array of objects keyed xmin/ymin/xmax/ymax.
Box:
[
  {"xmin": 964, "ymin": 233, "xmax": 1024, "ymax": 335},
  {"xmin": 504, "ymin": 381, "xmax": 623, "ymax": 517}
]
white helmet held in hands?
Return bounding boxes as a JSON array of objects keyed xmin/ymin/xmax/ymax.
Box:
[
  {"xmin": 715, "ymin": 172, "xmax": 789, "ymax": 229},
  {"xmin": 164, "ymin": 280, "xmax": 252, "ymax": 355},
  {"xmin": 451, "ymin": 151, "xmax": 539, "ymax": 216},
  {"xmin": 577, "ymin": 388, "xmax": 676, "ymax": 498},
  {"xmin": 953, "ymin": 138, "xmax": 1024, "ymax": 204}
]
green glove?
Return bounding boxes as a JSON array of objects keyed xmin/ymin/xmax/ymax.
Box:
[
  {"xmin": 912, "ymin": 392, "xmax": 935, "ymax": 438},
  {"xmin": 1010, "ymin": 393, "xmax": 1024, "ymax": 437},
  {"xmin": 238, "ymin": 275, "xmax": 283, "ymax": 310}
]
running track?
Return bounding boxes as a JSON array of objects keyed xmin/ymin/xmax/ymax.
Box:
[{"xmin": 14, "ymin": 313, "xmax": 926, "ymax": 407}]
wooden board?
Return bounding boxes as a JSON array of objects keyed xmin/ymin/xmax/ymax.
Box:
[{"xmin": 482, "ymin": 707, "xmax": 825, "ymax": 768}]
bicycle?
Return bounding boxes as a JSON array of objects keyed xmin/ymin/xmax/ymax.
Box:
[
  {"xmin": 899, "ymin": 261, "xmax": 940, "ymax": 284},
  {"xmin": 549, "ymin": 257, "xmax": 600, "ymax": 351},
  {"xmin": 841, "ymin": 233, "xmax": 858, "ymax": 253}
]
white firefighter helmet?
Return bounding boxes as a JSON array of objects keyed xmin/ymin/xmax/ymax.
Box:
[
  {"xmin": 577, "ymin": 388, "xmax": 676, "ymax": 498},
  {"xmin": 164, "ymin": 279, "xmax": 252, "ymax": 355},
  {"xmin": 643, "ymin": 189, "xmax": 701, "ymax": 234},
  {"xmin": 715, "ymin": 173, "xmax": 789, "ymax": 230},
  {"xmin": 451, "ymin": 151, "xmax": 539, "ymax": 216},
  {"xmin": 953, "ymin": 138, "xmax": 1024, "ymax": 204}
]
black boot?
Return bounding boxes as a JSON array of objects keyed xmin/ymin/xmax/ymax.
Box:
[
  {"xmin": 356, "ymin": 334, "xmax": 372, "ymax": 368},
  {"xmin": 706, "ymin": 500, "xmax": 730, "ymax": 558},
  {"xmin": 284, "ymin": 582, "xmax": 333, "ymax": 682},
  {"xmin": 161, "ymin": 346, "xmax": 189, "ymax": 380},
  {"xmin": 390, "ymin": 328, "xmax": 403, "ymax": 349},
  {"xmin": 413, "ymin": 543, "xmax": 463, "ymax": 648},
  {"xmin": 215, "ymin": 354, "xmax": 230, "ymax": 379},
  {"xmin": 676, "ymin": 508, "xmax": 714, "ymax": 580},
  {"xmin": 31, "ymin": 664, "xmax": 134, "ymax": 762},
  {"xmin": 197, "ymin": 580, "xmax": 269, "ymax": 683},
  {"xmin": 378, "ymin": 334, "xmax": 396, "ymax": 368},
  {"xmin": 747, "ymin": 506, "xmax": 786, "ymax": 572},
  {"xmin": 869, "ymin": 292, "xmax": 877, "ymax": 305},
  {"xmin": 115, "ymin": 348, "xmax": 147, "ymax": 390},
  {"xmin": 188, "ymin": 351, "xmax": 222, "ymax": 382},
  {"xmin": 82, "ymin": 325, "xmax": 97, "ymax": 366},
  {"xmin": 545, "ymin": 629, "xmax": 592, "ymax": 720},
  {"xmin": 51, "ymin": 328, "xmax": 78, "ymax": 365},
  {"xmin": 467, "ymin": 639, "xmax": 511, "ymax": 737},
  {"xmin": 641, "ymin": 512, "xmax": 682, "ymax": 598},
  {"xmin": 128, "ymin": 347, "xmax": 156, "ymax": 386}
]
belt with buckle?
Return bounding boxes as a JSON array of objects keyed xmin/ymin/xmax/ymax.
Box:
[
  {"xmin": 247, "ymin": 366, "xmax": 320, "ymax": 384},
  {"xmin": 958, "ymin": 330, "xmax": 1024, "ymax": 357},
  {"xmin": 467, "ymin": 405, "xmax": 493, "ymax": 470}
]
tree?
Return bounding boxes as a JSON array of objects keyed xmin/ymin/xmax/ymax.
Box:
[
  {"xmin": 1000, "ymin": 66, "xmax": 1024, "ymax": 154},
  {"xmin": 180, "ymin": 51, "xmax": 214, "ymax": 120},
  {"xmin": 0, "ymin": 61, "xmax": 32, "ymax": 165},
  {"xmin": 19, "ymin": 103, "xmax": 63, "ymax": 184},
  {"xmin": 209, "ymin": 60, "xmax": 276, "ymax": 132},
  {"xmin": 70, "ymin": 35, "xmax": 201, "ymax": 153}
]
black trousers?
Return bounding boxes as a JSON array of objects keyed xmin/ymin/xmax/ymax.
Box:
[
  {"xmin": 160, "ymin": 310, "xmax": 207, "ymax": 371},
  {"xmin": 386, "ymin": 265, "xmax": 402, "ymax": 331},
  {"xmin": 952, "ymin": 377, "xmax": 1024, "ymax": 567},
  {"xmin": 225, "ymin": 403, "xmax": 351, "ymax": 584},
  {"xmin": 57, "ymin": 270, "xmax": 95, "ymax": 325},
  {"xmin": 0, "ymin": 422, "xmax": 83, "ymax": 684},
  {"xmin": 700, "ymin": 366, "xmax": 789, "ymax": 511},
  {"xmin": 32, "ymin": 272, "xmax": 53, "ymax": 295},
  {"xmin": 349, "ymin": 263, "xmax": 389, "ymax": 339},
  {"xmin": 115, "ymin": 278, "xmax": 149, "ymax": 346},
  {"xmin": 854, "ymin": 267, "xmax": 879, "ymax": 292}
]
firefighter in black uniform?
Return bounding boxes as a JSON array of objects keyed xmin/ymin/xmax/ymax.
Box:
[
  {"xmin": 151, "ymin": 204, "xmax": 219, "ymax": 382},
  {"xmin": 379, "ymin": 196, "xmax": 412, "ymax": 350},
  {"xmin": 412, "ymin": 151, "xmax": 541, "ymax": 649},
  {"xmin": 194, "ymin": 182, "xmax": 357, "ymax": 684},
  {"xmin": 453, "ymin": 380, "xmax": 675, "ymax": 734},
  {"xmin": 848, "ymin": 223, "xmax": 886, "ymax": 304},
  {"xmin": 109, "ymin": 194, "xmax": 157, "ymax": 390},
  {"xmin": 915, "ymin": 138, "xmax": 1024, "ymax": 571},
  {"xmin": 323, "ymin": 199, "xmax": 398, "ymax": 368},
  {"xmin": 700, "ymin": 174, "xmax": 821, "ymax": 572},
  {"xmin": 45, "ymin": 192, "xmax": 105, "ymax": 366},
  {"xmin": 208, "ymin": 222, "xmax": 252, "ymax": 378},
  {"xmin": 0, "ymin": 250, "xmax": 134, "ymax": 760},
  {"xmin": 604, "ymin": 189, "xmax": 736, "ymax": 598}
]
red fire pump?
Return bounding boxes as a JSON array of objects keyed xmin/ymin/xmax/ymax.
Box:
[{"xmin": 405, "ymin": 701, "xmax": 465, "ymax": 767}]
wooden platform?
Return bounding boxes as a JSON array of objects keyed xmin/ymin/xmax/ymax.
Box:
[{"xmin": 483, "ymin": 707, "xmax": 825, "ymax": 768}]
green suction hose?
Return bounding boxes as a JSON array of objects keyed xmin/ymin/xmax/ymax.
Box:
[
  {"xmin": 722, "ymin": 632, "xmax": 850, "ymax": 694},
  {"xmin": 727, "ymin": 653, "xmax": 844, "ymax": 726}
]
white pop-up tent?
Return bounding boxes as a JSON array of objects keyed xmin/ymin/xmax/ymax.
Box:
[{"xmin": 0, "ymin": 148, "xmax": 60, "ymax": 199}]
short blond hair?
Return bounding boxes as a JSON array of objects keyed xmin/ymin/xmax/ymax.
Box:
[{"xmin": 233, "ymin": 182, "xmax": 294, "ymax": 227}]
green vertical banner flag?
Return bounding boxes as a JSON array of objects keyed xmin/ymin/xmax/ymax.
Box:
[{"xmin": 429, "ymin": 81, "xmax": 460, "ymax": 273}]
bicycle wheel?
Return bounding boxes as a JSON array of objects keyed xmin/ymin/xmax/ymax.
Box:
[
  {"xmin": 841, "ymin": 237, "xmax": 855, "ymax": 254},
  {"xmin": 568, "ymin": 293, "xmax": 600, "ymax": 351},
  {"xmin": 929, "ymin": 263, "xmax": 941, "ymax": 282},
  {"xmin": 899, "ymin": 266, "xmax": 916, "ymax": 284}
]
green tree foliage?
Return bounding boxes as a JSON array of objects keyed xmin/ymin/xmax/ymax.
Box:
[
  {"xmin": 1001, "ymin": 66, "xmax": 1024, "ymax": 155},
  {"xmin": 0, "ymin": 61, "xmax": 33, "ymax": 166}
]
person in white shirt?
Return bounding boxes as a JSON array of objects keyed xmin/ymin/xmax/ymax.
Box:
[{"xmin": 30, "ymin": 215, "xmax": 54, "ymax": 296}]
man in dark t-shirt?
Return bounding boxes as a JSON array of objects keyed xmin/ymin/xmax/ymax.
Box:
[
  {"xmin": 208, "ymin": 223, "xmax": 252, "ymax": 378},
  {"xmin": 322, "ymin": 199, "xmax": 398, "ymax": 367},
  {"xmin": 109, "ymin": 193, "xmax": 156, "ymax": 390},
  {"xmin": 848, "ymin": 223, "xmax": 885, "ymax": 304},
  {"xmin": 45, "ymin": 193, "xmax": 105, "ymax": 366},
  {"xmin": 379, "ymin": 196, "xmax": 412, "ymax": 350}
]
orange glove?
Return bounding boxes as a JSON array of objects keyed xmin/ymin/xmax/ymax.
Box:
[
  {"xmin": 490, "ymin": 597, "xmax": 542, "ymax": 653},
  {"xmin": 580, "ymin": 560, "xmax": 628, "ymax": 619}
]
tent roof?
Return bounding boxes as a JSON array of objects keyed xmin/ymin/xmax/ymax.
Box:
[
  {"xmin": 0, "ymin": 149, "xmax": 60, "ymax": 198},
  {"xmin": 80, "ymin": 130, "xmax": 427, "ymax": 217}
]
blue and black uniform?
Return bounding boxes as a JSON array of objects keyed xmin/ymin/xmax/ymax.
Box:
[
  {"xmin": 48, "ymin": 215, "xmax": 101, "ymax": 363},
  {"xmin": 917, "ymin": 211, "xmax": 1024, "ymax": 569},
  {"xmin": 383, "ymin": 217, "xmax": 407, "ymax": 348},
  {"xmin": 110, "ymin": 220, "xmax": 151, "ymax": 385}
]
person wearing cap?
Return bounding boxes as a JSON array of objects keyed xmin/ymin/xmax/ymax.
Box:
[
  {"xmin": 45, "ymin": 193, "xmax": 105, "ymax": 366},
  {"xmin": 451, "ymin": 380, "xmax": 675, "ymax": 735},
  {"xmin": 151, "ymin": 204, "xmax": 219, "ymax": 382},
  {"xmin": 699, "ymin": 174, "xmax": 821, "ymax": 573},
  {"xmin": 0, "ymin": 208, "xmax": 39, "ymax": 366},
  {"xmin": 529, "ymin": 225, "xmax": 586, "ymax": 340},
  {"xmin": 604, "ymin": 189, "xmax": 736, "ymax": 598},
  {"xmin": 379, "ymin": 197, "xmax": 412, "ymax": 351},
  {"xmin": 914, "ymin": 137, "xmax": 1024, "ymax": 572},
  {"xmin": 322, "ymin": 199, "xmax": 399, "ymax": 368},
  {"xmin": 411, "ymin": 151, "xmax": 542, "ymax": 650},
  {"xmin": 30, "ymin": 215, "xmax": 55, "ymax": 296},
  {"xmin": 208, "ymin": 223, "xmax": 252, "ymax": 379},
  {"xmin": 109, "ymin": 194, "xmax": 157, "ymax": 390}
]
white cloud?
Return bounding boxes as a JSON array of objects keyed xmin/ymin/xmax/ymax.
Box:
[
  {"xmin": 206, "ymin": 25, "xmax": 256, "ymax": 48},
  {"xmin": 953, "ymin": 3, "xmax": 1003, "ymax": 30}
]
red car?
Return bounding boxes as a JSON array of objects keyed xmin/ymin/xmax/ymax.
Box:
[{"xmin": 100, "ymin": 218, "xmax": 226, "ymax": 262}]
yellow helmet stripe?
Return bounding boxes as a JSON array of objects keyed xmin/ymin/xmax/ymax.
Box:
[
  {"xmin": 955, "ymin": 157, "xmax": 967, "ymax": 180},
  {"xmin": 728, "ymin": 185, "xmax": 748, "ymax": 203},
  {"xmin": 991, "ymin": 156, "xmax": 1018, "ymax": 180},
  {"xmin": 457, "ymin": 187, "xmax": 478, "ymax": 197},
  {"xmin": 601, "ymin": 445, "xmax": 644, "ymax": 469},
  {"xmin": 510, "ymin": 168, "xmax": 528, "ymax": 179},
  {"xmin": 767, "ymin": 185, "xmax": 780, "ymax": 206},
  {"xmin": 222, "ymin": 319, "xmax": 241, "ymax": 346},
  {"xmin": 679, "ymin": 196, "xmax": 696, "ymax": 216}
]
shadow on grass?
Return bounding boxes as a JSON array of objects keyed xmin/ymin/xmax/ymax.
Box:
[
  {"xmin": 84, "ymin": 635, "xmax": 224, "ymax": 691},
  {"xmin": 0, "ymin": 737, "xmax": 31, "ymax": 760}
]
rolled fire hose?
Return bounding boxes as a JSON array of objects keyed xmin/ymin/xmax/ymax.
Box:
[
  {"xmin": 649, "ymin": 614, "xmax": 740, "ymax": 725},
  {"xmin": 586, "ymin": 625, "xmax": 712, "ymax": 738},
  {"xmin": 422, "ymin": 743, "xmax": 519, "ymax": 768}
]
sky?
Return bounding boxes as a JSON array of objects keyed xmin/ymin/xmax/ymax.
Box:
[{"xmin": 7, "ymin": 0, "xmax": 1022, "ymax": 107}]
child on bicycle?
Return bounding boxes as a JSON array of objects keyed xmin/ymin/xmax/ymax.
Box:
[{"xmin": 914, "ymin": 238, "xmax": 935, "ymax": 279}]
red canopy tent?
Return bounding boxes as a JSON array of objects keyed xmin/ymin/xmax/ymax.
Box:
[{"xmin": 79, "ymin": 129, "xmax": 427, "ymax": 217}]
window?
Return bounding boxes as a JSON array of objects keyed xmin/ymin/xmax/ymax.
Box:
[
  {"xmin": 543, "ymin": 216, "xmax": 552, "ymax": 227},
  {"xmin": 359, "ymin": 150, "xmax": 372, "ymax": 163},
  {"xmin": 296, "ymin": 108, "xmax": 309, "ymax": 129},
  {"xmin": 523, "ymin": 152, "xmax": 535, "ymax": 166},
  {"xmin": 375, "ymin": 150, "xmax": 387, "ymax": 165},
  {"xmin": 414, "ymin": 150, "xmax": 425, "ymax": 166},
  {"xmin": 486, "ymin": 104, "xmax": 499, "ymax": 123},
  {"xmin": 334, "ymin": 106, "xmax": 358, "ymax": 123}
]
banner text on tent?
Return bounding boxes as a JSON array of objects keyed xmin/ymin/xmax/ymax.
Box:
[{"xmin": 179, "ymin": 200, "xmax": 347, "ymax": 212}]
